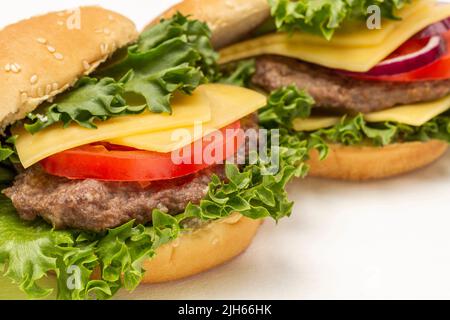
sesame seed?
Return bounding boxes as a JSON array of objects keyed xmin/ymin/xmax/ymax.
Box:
[
  {"xmin": 52, "ymin": 82, "xmax": 59, "ymax": 91},
  {"xmin": 103, "ymin": 28, "xmax": 110, "ymax": 35},
  {"xmin": 45, "ymin": 84, "xmax": 52, "ymax": 95},
  {"xmin": 108, "ymin": 14, "xmax": 114, "ymax": 21},
  {"xmin": 20, "ymin": 92, "xmax": 28, "ymax": 103},
  {"xmin": 10, "ymin": 63, "xmax": 19, "ymax": 73},
  {"xmin": 57, "ymin": 21, "xmax": 64, "ymax": 26},
  {"xmin": 95, "ymin": 29, "xmax": 103, "ymax": 33},
  {"xmin": 57, "ymin": 12, "xmax": 65, "ymax": 17},
  {"xmin": 47, "ymin": 45, "xmax": 56, "ymax": 53},
  {"xmin": 100, "ymin": 43, "xmax": 108, "ymax": 55},
  {"xmin": 82, "ymin": 60, "xmax": 91, "ymax": 71},
  {"xmin": 4, "ymin": 64, "xmax": 10, "ymax": 72},
  {"xmin": 37, "ymin": 87, "xmax": 44, "ymax": 97},
  {"xmin": 36, "ymin": 37, "xmax": 47, "ymax": 44},
  {"xmin": 54, "ymin": 52, "xmax": 64, "ymax": 60},
  {"xmin": 30, "ymin": 74, "xmax": 38, "ymax": 84}
]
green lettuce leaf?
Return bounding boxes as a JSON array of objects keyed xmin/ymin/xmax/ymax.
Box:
[
  {"xmin": 259, "ymin": 85, "xmax": 314, "ymax": 129},
  {"xmin": 0, "ymin": 144, "xmax": 14, "ymax": 162},
  {"xmin": 24, "ymin": 77, "xmax": 138, "ymax": 134},
  {"xmin": 0, "ymin": 135, "xmax": 17, "ymax": 163},
  {"xmin": 298, "ymin": 112, "xmax": 450, "ymax": 146},
  {"xmin": 0, "ymin": 196, "xmax": 73, "ymax": 298},
  {"xmin": 0, "ymin": 135, "xmax": 19, "ymax": 187},
  {"xmin": 99, "ymin": 13, "xmax": 218, "ymax": 114},
  {"xmin": 137, "ymin": 13, "xmax": 218, "ymax": 80},
  {"xmin": 268, "ymin": 0, "xmax": 411, "ymax": 40},
  {"xmin": 258, "ymin": 85, "xmax": 328, "ymax": 165},
  {"xmin": 218, "ymin": 59, "xmax": 256, "ymax": 87}
]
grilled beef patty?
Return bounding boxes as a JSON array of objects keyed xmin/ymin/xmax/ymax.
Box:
[
  {"xmin": 3, "ymin": 165, "xmax": 225, "ymax": 232},
  {"xmin": 252, "ymin": 55, "xmax": 450, "ymax": 113}
]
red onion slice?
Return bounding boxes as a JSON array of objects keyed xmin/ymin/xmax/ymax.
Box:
[
  {"xmin": 348, "ymin": 36, "xmax": 445, "ymax": 77},
  {"xmin": 414, "ymin": 18, "xmax": 450, "ymax": 39}
]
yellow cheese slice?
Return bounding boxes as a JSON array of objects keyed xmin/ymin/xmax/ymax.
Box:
[
  {"xmin": 293, "ymin": 95, "xmax": 450, "ymax": 131},
  {"xmin": 364, "ymin": 94, "xmax": 450, "ymax": 126},
  {"xmin": 293, "ymin": 116, "xmax": 341, "ymax": 132},
  {"xmin": 108, "ymin": 84, "xmax": 267, "ymax": 152},
  {"xmin": 219, "ymin": 2, "xmax": 450, "ymax": 72},
  {"xmin": 316, "ymin": 0, "xmax": 431, "ymax": 48},
  {"xmin": 15, "ymin": 90, "xmax": 212, "ymax": 168}
]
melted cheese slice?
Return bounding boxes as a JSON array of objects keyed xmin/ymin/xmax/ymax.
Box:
[
  {"xmin": 293, "ymin": 95, "xmax": 450, "ymax": 131},
  {"xmin": 306, "ymin": 0, "xmax": 431, "ymax": 48},
  {"xmin": 364, "ymin": 94, "xmax": 450, "ymax": 125},
  {"xmin": 293, "ymin": 116, "xmax": 341, "ymax": 132},
  {"xmin": 108, "ymin": 84, "xmax": 267, "ymax": 153},
  {"xmin": 219, "ymin": 1, "xmax": 450, "ymax": 72},
  {"xmin": 15, "ymin": 90, "xmax": 212, "ymax": 168}
]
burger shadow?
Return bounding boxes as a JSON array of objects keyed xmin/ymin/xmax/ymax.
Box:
[{"xmin": 116, "ymin": 220, "xmax": 305, "ymax": 300}]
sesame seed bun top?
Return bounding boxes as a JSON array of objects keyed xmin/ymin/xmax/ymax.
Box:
[
  {"xmin": 0, "ymin": 6, "xmax": 138, "ymax": 131},
  {"xmin": 148, "ymin": 0, "xmax": 270, "ymax": 49}
]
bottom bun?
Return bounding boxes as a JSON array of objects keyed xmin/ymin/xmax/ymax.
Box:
[
  {"xmin": 141, "ymin": 214, "xmax": 261, "ymax": 284},
  {"xmin": 308, "ymin": 140, "xmax": 448, "ymax": 181}
]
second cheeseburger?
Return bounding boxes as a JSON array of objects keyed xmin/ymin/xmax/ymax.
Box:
[{"xmin": 157, "ymin": 0, "xmax": 450, "ymax": 180}]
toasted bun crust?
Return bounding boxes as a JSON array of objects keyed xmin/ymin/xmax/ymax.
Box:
[
  {"xmin": 141, "ymin": 214, "xmax": 261, "ymax": 284},
  {"xmin": 0, "ymin": 6, "xmax": 138, "ymax": 130},
  {"xmin": 308, "ymin": 140, "xmax": 448, "ymax": 181},
  {"xmin": 148, "ymin": 0, "xmax": 270, "ymax": 49}
]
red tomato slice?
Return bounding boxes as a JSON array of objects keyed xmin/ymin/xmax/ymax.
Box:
[
  {"xmin": 41, "ymin": 121, "xmax": 243, "ymax": 182},
  {"xmin": 347, "ymin": 31, "xmax": 450, "ymax": 82}
]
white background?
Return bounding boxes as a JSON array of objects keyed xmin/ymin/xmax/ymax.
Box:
[{"xmin": 1, "ymin": 0, "xmax": 450, "ymax": 300}]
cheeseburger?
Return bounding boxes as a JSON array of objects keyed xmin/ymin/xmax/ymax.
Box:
[
  {"xmin": 0, "ymin": 7, "xmax": 299, "ymax": 299},
  {"xmin": 157, "ymin": 0, "xmax": 450, "ymax": 180}
]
